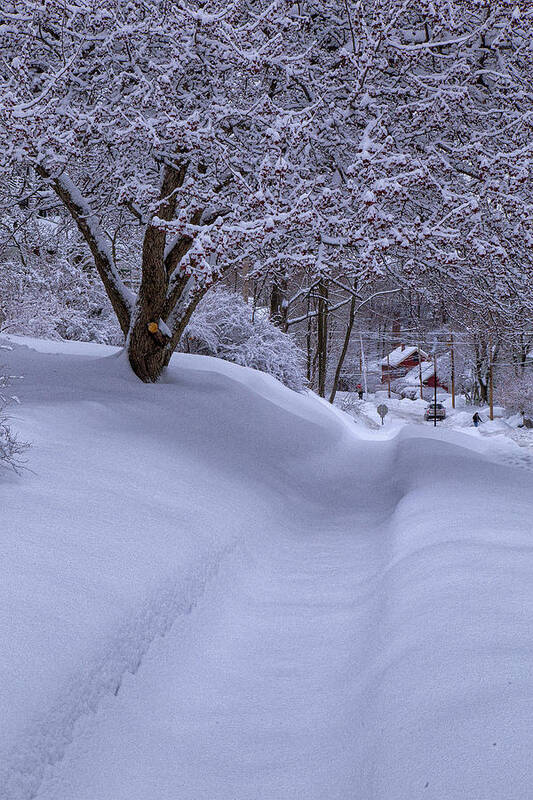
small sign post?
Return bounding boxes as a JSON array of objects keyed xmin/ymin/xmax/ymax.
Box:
[{"xmin": 377, "ymin": 404, "xmax": 388, "ymax": 425}]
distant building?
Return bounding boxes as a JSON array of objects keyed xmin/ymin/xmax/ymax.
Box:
[
  {"xmin": 381, "ymin": 344, "xmax": 448, "ymax": 392},
  {"xmin": 381, "ymin": 344, "xmax": 428, "ymax": 383},
  {"xmin": 403, "ymin": 358, "xmax": 449, "ymax": 392}
]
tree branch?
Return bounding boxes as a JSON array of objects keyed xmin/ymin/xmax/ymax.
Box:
[{"xmin": 36, "ymin": 165, "xmax": 133, "ymax": 335}]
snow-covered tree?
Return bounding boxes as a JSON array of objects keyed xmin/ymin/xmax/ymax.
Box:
[
  {"xmin": 1, "ymin": 0, "xmax": 323, "ymax": 380},
  {"xmin": 377, "ymin": 1, "xmax": 533, "ymax": 334},
  {"xmin": 496, "ymin": 369, "xmax": 533, "ymax": 419},
  {"xmin": 1, "ymin": 0, "xmax": 530, "ymax": 383},
  {"xmin": 247, "ymin": 0, "xmax": 533, "ymax": 395}
]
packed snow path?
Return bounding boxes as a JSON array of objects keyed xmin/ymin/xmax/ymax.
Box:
[
  {"xmin": 1, "ymin": 338, "xmax": 532, "ymax": 800},
  {"xmin": 38, "ymin": 512, "xmax": 399, "ymax": 800}
]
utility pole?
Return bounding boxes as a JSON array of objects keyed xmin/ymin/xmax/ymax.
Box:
[
  {"xmin": 387, "ymin": 352, "xmax": 391, "ymax": 399},
  {"xmin": 360, "ymin": 332, "xmax": 368, "ymax": 395},
  {"xmin": 417, "ymin": 342, "xmax": 423, "ymax": 400},
  {"xmin": 433, "ymin": 352, "xmax": 438, "ymax": 428},
  {"xmin": 449, "ymin": 333, "xmax": 456, "ymax": 409},
  {"xmin": 489, "ymin": 335, "xmax": 494, "ymax": 421}
]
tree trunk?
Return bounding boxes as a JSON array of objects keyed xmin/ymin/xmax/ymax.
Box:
[
  {"xmin": 477, "ymin": 371, "xmax": 488, "ymax": 403},
  {"xmin": 270, "ymin": 273, "xmax": 288, "ymax": 331},
  {"xmin": 128, "ymin": 322, "xmax": 169, "ymax": 383},
  {"xmin": 329, "ymin": 283, "xmax": 357, "ymax": 404},
  {"xmin": 126, "ymin": 176, "xmax": 177, "ymax": 382},
  {"xmin": 43, "ymin": 162, "xmax": 204, "ymax": 383},
  {"xmin": 317, "ymin": 279, "xmax": 328, "ymax": 398},
  {"xmin": 306, "ymin": 297, "xmax": 313, "ymax": 383}
]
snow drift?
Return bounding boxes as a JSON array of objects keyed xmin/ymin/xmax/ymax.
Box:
[{"xmin": 1, "ymin": 336, "xmax": 532, "ymax": 800}]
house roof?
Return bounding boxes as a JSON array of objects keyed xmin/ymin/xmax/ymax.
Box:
[
  {"xmin": 404, "ymin": 354, "xmax": 449, "ymax": 385},
  {"xmin": 380, "ymin": 345, "xmax": 428, "ymax": 367}
]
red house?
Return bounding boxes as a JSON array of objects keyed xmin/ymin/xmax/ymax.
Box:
[
  {"xmin": 405, "ymin": 359, "xmax": 449, "ymax": 392},
  {"xmin": 381, "ymin": 345, "xmax": 449, "ymax": 392},
  {"xmin": 381, "ymin": 344, "xmax": 428, "ymax": 383}
]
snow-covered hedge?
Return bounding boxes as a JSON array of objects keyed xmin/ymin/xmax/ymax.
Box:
[{"xmin": 182, "ymin": 289, "xmax": 306, "ymax": 392}]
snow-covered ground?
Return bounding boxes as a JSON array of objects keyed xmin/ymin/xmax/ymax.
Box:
[
  {"xmin": 1, "ymin": 336, "xmax": 532, "ymax": 800},
  {"xmin": 338, "ymin": 389, "xmax": 533, "ymax": 472}
]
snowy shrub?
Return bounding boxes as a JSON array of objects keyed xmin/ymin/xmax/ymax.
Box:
[
  {"xmin": 0, "ymin": 218, "xmax": 123, "ymax": 346},
  {"xmin": 182, "ymin": 289, "xmax": 306, "ymax": 391},
  {"xmin": 0, "ymin": 256, "xmax": 123, "ymax": 345},
  {"xmin": 0, "ymin": 373, "xmax": 28, "ymax": 473},
  {"xmin": 398, "ymin": 384, "xmax": 421, "ymax": 401},
  {"xmin": 336, "ymin": 373, "xmax": 362, "ymax": 393},
  {"xmin": 495, "ymin": 370, "xmax": 533, "ymax": 418}
]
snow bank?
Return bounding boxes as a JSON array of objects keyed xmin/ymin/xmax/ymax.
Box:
[
  {"xmin": 0, "ymin": 337, "xmax": 345, "ymax": 799},
  {"xmin": 1, "ymin": 337, "xmax": 533, "ymax": 800}
]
